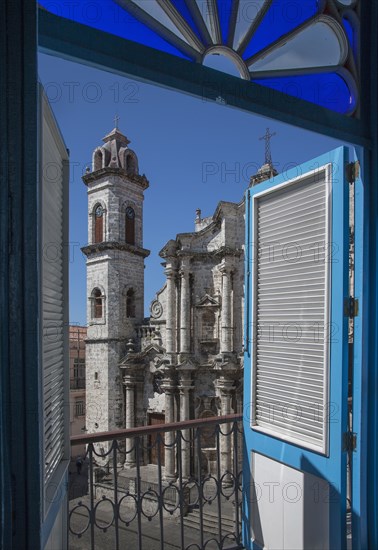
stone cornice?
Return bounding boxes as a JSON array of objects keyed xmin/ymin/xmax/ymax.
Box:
[
  {"xmin": 160, "ymin": 244, "xmax": 242, "ymax": 261},
  {"xmin": 81, "ymin": 241, "xmax": 150, "ymax": 258},
  {"xmin": 183, "ymin": 246, "xmax": 243, "ymax": 260},
  {"xmin": 85, "ymin": 337, "xmax": 124, "ymax": 344},
  {"xmin": 82, "ymin": 167, "xmax": 149, "ymax": 189}
]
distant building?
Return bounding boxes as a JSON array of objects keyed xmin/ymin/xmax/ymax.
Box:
[
  {"xmin": 83, "ymin": 125, "xmax": 273, "ymax": 477},
  {"xmin": 69, "ymin": 325, "xmax": 87, "ymax": 457}
]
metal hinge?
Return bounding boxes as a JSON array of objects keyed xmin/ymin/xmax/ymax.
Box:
[
  {"xmin": 346, "ymin": 161, "xmax": 360, "ymax": 184},
  {"xmin": 343, "ymin": 431, "xmax": 357, "ymax": 452},
  {"xmin": 344, "ymin": 297, "xmax": 359, "ymax": 318}
]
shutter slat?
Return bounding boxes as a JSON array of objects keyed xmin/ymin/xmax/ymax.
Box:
[
  {"xmin": 255, "ymin": 352, "xmax": 323, "ymax": 367},
  {"xmin": 259, "ymin": 232, "xmax": 326, "ymax": 249},
  {"xmin": 256, "ymin": 404, "xmax": 324, "ymax": 427},
  {"xmin": 258, "ymin": 181, "xmax": 325, "ymax": 213},
  {"xmin": 258, "ymin": 194, "xmax": 325, "ymax": 222},
  {"xmin": 258, "ymin": 256, "xmax": 326, "ymax": 272},
  {"xmin": 256, "ymin": 380, "xmax": 324, "ymax": 399},
  {"xmin": 258, "ymin": 210, "xmax": 325, "ymax": 234},
  {"xmin": 258, "ymin": 278, "xmax": 325, "ymax": 289},
  {"xmin": 259, "ymin": 222, "xmax": 325, "ymax": 242},
  {"xmin": 256, "ymin": 365, "xmax": 324, "ymax": 381}
]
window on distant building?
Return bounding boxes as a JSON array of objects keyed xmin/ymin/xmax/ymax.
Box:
[
  {"xmin": 93, "ymin": 148, "xmax": 103, "ymax": 171},
  {"xmin": 75, "ymin": 400, "xmax": 85, "ymax": 417},
  {"xmin": 126, "ymin": 288, "xmax": 136, "ymax": 318},
  {"xmin": 125, "ymin": 206, "xmax": 135, "ymax": 245},
  {"xmin": 72, "ymin": 357, "xmax": 85, "ymax": 389},
  {"xmin": 92, "ymin": 288, "xmax": 103, "ymax": 319},
  {"xmin": 94, "ymin": 203, "xmax": 104, "ymax": 243},
  {"xmin": 125, "ymin": 153, "xmax": 137, "ymax": 175}
]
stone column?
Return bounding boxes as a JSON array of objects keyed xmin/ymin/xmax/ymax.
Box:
[
  {"xmin": 216, "ymin": 378, "xmax": 234, "ymax": 479},
  {"xmin": 165, "ymin": 264, "xmax": 177, "ymax": 355},
  {"xmin": 161, "ymin": 375, "xmax": 176, "ymax": 481},
  {"xmin": 178, "ymin": 372, "xmax": 193, "ymax": 480},
  {"xmin": 180, "ymin": 262, "xmax": 191, "ymax": 354},
  {"xmin": 220, "ymin": 261, "xmax": 233, "ymax": 353},
  {"xmin": 124, "ymin": 371, "xmax": 136, "ymax": 468}
]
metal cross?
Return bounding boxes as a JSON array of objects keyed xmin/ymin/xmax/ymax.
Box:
[
  {"xmin": 259, "ymin": 127, "xmax": 276, "ymax": 165},
  {"xmin": 114, "ymin": 114, "xmax": 120, "ymax": 129}
]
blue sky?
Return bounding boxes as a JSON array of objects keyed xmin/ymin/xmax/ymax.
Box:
[{"xmin": 38, "ymin": 52, "xmax": 343, "ymax": 325}]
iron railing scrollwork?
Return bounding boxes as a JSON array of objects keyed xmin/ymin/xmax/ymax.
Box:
[{"xmin": 69, "ymin": 414, "xmax": 243, "ymax": 550}]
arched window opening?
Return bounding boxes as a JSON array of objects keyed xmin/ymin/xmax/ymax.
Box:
[
  {"xmin": 125, "ymin": 206, "xmax": 135, "ymax": 245},
  {"xmin": 94, "ymin": 204, "xmax": 104, "ymax": 243},
  {"xmin": 92, "ymin": 288, "xmax": 103, "ymax": 319},
  {"xmin": 126, "ymin": 288, "xmax": 136, "ymax": 318},
  {"xmin": 202, "ymin": 310, "xmax": 216, "ymax": 341},
  {"xmin": 93, "ymin": 149, "xmax": 103, "ymax": 171},
  {"xmin": 126, "ymin": 154, "xmax": 136, "ymax": 175},
  {"xmin": 200, "ymin": 410, "xmax": 216, "ymax": 449}
]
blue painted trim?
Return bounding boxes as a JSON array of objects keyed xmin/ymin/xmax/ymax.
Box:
[
  {"xmin": 366, "ymin": 152, "xmax": 378, "ymax": 548},
  {"xmin": 37, "ymin": 8, "xmax": 371, "ymax": 148},
  {"xmin": 362, "ymin": 1, "xmax": 378, "ymax": 547},
  {"xmin": 243, "ymin": 147, "xmax": 350, "ymax": 549},
  {"xmin": 244, "ymin": 189, "xmax": 251, "ymax": 355},
  {"xmin": 242, "ymin": 189, "xmax": 251, "ymax": 549},
  {"xmin": 351, "ymin": 146, "xmax": 368, "ymax": 549}
]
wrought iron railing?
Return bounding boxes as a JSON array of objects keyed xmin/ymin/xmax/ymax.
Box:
[{"xmin": 69, "ymin": 414, "xmax": 243, "ymax": 550}]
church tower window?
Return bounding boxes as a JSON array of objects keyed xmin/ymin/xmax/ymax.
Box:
[
  {"xmin": 125, "ymin": 206, "xmax": 135, "ymax": 245},
  {"xmin": 126, "ymin": 288, "xmax": 136, "ymax": 318},
  {"xmin": 126, "ymin": 154, "xmax": 136, "ymax": 175},
  {"xmin": 94, "ymin": 204, "xmax": 104, "ymax": 243},
  {"xmin": 93, "ymin": 149, "xmax": 103, "ymax": 171},
  {"xmin": 92, "ymin": 288, "xmax": 103, "ymax": 319}
]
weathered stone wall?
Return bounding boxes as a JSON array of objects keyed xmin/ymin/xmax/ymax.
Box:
[{"xmin": 85, "ymin": 340, "xmax": 123, "ymax": 434}]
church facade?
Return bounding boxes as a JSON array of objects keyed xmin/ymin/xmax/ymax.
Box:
[{"xmin": 83, "ymin": 125, "xmax": 273, "ymax": 478}]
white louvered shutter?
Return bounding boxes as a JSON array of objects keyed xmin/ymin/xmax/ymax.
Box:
[
  {"xmin": 252, "ymin": 168, "xmax": 331, "ymax": 453},
  {"xmin": 41, "ymin": 90, "xmax": 69, "ymax": 486}
]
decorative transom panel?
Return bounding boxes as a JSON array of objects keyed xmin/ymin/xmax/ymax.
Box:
[{"xmin": 39, "ymin": 0, "xmax": 360, "ymax": 115}]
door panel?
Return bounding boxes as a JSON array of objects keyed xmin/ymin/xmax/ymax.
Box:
[
  {"xmin": 149, "ymin": 413, "xmax": 165, "ymax": 466},
  {"xmin": 244, "ymin": 147, "xmax": 350, "ymax": 549}
]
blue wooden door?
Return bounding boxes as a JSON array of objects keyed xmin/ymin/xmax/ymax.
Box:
[{"xmin": 243, "ymin": 147, "xmax": 350, "ymax": 549}]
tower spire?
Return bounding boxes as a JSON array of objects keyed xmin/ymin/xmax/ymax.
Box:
[
  {"xmin": 259, "ymin": 127, "xmax": 276, "ymax": 166},
  {"xmin": 114, "ymin": 113, "xmax": 120, "ymax": 130}
]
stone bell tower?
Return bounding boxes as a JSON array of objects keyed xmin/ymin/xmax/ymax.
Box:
[{"xmin": 82, "ymin": 125, "xmax": 150, "ymax": 438}]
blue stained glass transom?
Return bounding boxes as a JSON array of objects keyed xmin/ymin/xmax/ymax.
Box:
[
  {"xmin": 217, "ymin": 0, "xmax": 234, "ymax": 44},
  {"xmin": 169, "ymin": 0, "xmax": 202, "ymax": 40},
  {"xmin": 343, "ymin": 17, "xmax": 357, "ymax": 61},
  {"xmin": 38, "ymin": 0, "xmax": 193, "ymax": 60},
  {"xmin": 39, "ymin": 0, "xmax": 359, "ymax": 116},
  {"xmin": 253, "ymin": 73, "xmax": 356, "ymax": 114},
  {"xmin": 242, "ymin": 0, "xmax": 321, "ymax": 60}
]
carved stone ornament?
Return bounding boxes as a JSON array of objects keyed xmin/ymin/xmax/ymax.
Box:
[{"xmin": 150, "ymin": 300, "xmax": 163, "ymax": 319}]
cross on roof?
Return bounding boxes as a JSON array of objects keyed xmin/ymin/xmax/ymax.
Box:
[
  {"xmin": 259, "ymin": 127, "xmax": 276, "ymax": 166},
  {"xmin": 114, "ymin": 114, "xmax": 120, "ymax": 129}
]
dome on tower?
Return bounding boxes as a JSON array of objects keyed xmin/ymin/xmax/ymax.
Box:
[{"xmin": 91, "ymin": 126, "xmax": 139, "ymax": 176}]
